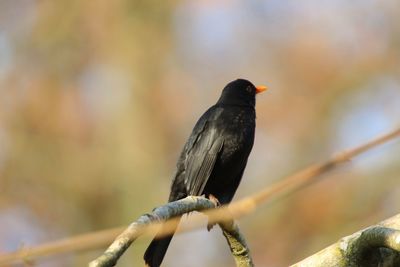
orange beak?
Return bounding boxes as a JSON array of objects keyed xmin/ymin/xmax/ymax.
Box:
[{"xmin": 256, "ymin": 85, "xmax": 268, "ymax": 94}]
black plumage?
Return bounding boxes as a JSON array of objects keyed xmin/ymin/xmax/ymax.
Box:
[{"xmin": 144, "ymin": 79, "xmax": 266, "ymax": 267}]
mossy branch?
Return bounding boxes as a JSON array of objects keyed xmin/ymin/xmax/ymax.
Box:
[{"xmin": 291, "ymin": 213, "xmax": 400, "ymax": 267}]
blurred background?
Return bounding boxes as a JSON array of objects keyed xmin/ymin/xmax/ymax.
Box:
[{"xmin": 1, "ymin": 0, "xmax": 400, "ymax": 266}]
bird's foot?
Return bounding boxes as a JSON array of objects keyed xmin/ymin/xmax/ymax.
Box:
[
  {"xmin": 208, "ymin": 194, "xmax": 220, "ymax": 207},
  {"xmin": 207, "ymin": 194, "xmax": 221, "ymax": 231}
]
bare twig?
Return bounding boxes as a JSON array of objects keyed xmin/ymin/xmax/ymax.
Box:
[
  {"xmin": 0, "ymin": 127, "xmax": 399, "ymax": 266},
  {"xmin": 0, "ymin": 227, "xmax": 124, "ymax": 266}
]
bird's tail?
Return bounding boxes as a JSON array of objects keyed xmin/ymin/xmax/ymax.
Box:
[{"xmin": 144, "ymin": 216, "xmax": 181, "ymax": 267}]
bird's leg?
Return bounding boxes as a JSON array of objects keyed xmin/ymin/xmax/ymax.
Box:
[{"xmin": 207, "ymin": 194, "xmax": 220, "ymax": 231}]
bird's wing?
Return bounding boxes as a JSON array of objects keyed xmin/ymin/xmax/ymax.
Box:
[
  {"xmin": 184, "ymin": 120, "xmax": 224, "ymax": 196},
  {"xmin": 169, "ymin": 107, "xmax": 224, "ymax": 201}
]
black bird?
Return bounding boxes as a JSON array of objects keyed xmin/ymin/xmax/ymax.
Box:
[{"xmin": 144, "ymin": 79, "xmax": 267, "ymax": 267}]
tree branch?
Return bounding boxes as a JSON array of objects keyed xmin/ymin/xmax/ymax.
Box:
[
  {"xmin": 0, "ymin": 127, "xmax": 399, "ymax": 266},
  {"xmin": 89, "ymin": 196, "xmax": 253, "ymax": 267},
  {"xmin": 291, "ymin": 214, "xmax": 400, "ymax": 267}
]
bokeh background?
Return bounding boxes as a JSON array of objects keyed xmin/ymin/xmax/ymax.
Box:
[{"xmin": 1, "ymin": 1, "xmax": 400, "ymax": 266}]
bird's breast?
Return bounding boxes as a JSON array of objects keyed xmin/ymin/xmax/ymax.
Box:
[{"xmin": 217, "ymin": 108, "xmax": 255, "ymax": 162}]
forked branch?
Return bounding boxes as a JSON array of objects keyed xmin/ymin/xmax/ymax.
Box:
[{"xmin": 89, "ymin": 196, "xmax": 253, "ymax": 267}]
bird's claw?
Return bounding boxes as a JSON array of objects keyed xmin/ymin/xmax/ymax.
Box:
[{"xmin": 208, "ymin": 194, "xmax": 220, "ymax": 207}]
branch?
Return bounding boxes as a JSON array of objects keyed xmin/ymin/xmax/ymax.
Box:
[
  {"xmin": 89, "ymin": 196, "xmax": 253, "ymax": 267},
  {"xmin": 0, "ymin": 227, "xmax": 125, "ymax": 266},
  {"xmin": 219, "ymin": 220, "xmax": 254, "ymax": 267},
  {"xmin": 291, "ymin": 213, "xmax": 400, "ymax": 267},
  {"xmin": 0, "ymin": 127, "xmax": 399, "ymax": 266}
]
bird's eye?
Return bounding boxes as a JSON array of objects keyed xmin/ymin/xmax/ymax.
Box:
[{"xmin": 246, "ymin": 86, "xmax": 253, "ymax": 93}]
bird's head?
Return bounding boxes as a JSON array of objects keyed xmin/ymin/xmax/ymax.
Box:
[{"xmin": 217, "ymin": 79, "xmax": 267, "ymax": 107}]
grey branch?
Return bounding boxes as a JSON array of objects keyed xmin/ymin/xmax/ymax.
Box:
[
  {"xmin": 89, "ymin": 196, "xmax": 253, "ymax": 267},
  {"xmin": 291, "ymin": 213, "xmax": 400, "ymax": 267}
]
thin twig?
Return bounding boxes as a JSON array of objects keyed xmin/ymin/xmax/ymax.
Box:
[{"xmin": 0, "ymin": 228, "xmax": 125, "ymax": 266}]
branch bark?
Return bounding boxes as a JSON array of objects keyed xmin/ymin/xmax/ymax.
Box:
[
  {"xmin": 89, "ymin": 196, "xmax": 253, "ymax": 267},
  {"xmin": 291, "ymin": 214, "xmax": 400, "ymax": 267}
]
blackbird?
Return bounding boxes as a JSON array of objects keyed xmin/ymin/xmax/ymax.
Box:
[{"xmin": 144, "ymin": 79, "xmax": 267, "ymax": 267}]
